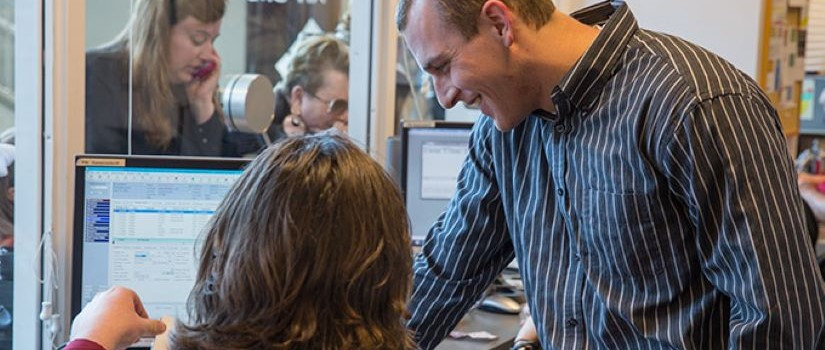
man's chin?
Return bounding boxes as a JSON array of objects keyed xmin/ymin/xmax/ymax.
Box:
[
  {"xmin": 492, "ymin": 121, "xmax": 514, "ymax": 132},
  {"xmin": 491, "ymin": 115, "xmax": 526, "ymax": 132}
]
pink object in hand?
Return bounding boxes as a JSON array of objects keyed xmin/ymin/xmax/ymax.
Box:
[
  {"xmin": 817, "ymin": 182, "xmax": 825, "ymax": 194},
  {"xmin": 192, "ymin": 61, "xmax": 216, "ymax": 80}
]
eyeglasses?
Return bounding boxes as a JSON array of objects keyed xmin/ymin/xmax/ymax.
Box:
[{"xmin": 308, "ymin": 93, "xmax": 348, "ymax": 117}]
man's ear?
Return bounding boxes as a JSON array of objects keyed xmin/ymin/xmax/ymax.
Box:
[
  {"xmin": 480, "ymin": 0, "xmax": 514, "ymax": 47},
  {"xmin": 290, "ymin": 85, "xmax": 304, "ymax": 115}
]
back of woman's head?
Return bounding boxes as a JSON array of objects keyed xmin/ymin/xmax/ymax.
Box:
[
  {"xmin": 171, "ymin": 131, "xmax": 414, "ymax": 350},
  {"xmin": 110, "ymin": 0, "xmax": 226, "ymax": 149}
]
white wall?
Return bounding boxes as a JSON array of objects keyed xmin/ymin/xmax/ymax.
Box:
[
  {"xmin": 217, "ymin": 0, "xmax": 247, "ymax": 75},
  {"xmin": 85, "ymin": 0, "xmax": 247, "ymax": 75},
  {"xmin": 85, "ymin": 0, "xmax": 129, "ymax": 49},
  {"xmin": 556, "ymin": 0, "xmax": 763, "ymax": 78}
]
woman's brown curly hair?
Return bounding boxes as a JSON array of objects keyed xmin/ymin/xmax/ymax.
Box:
[{"xmin": 170, "ymin": 131, "xmax": 415, "ymax": 349}]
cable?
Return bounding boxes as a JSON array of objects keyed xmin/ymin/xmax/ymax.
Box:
[{"xmin": 36, "ymin": 229, "xmax": 60, "ymax": 349}]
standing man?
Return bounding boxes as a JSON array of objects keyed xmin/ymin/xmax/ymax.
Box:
[{"xmin": 397, "ymin": 0, "xmax": 825, "ymax": 348}]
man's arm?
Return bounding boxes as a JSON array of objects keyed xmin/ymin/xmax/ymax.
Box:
[
  {"xmin": 407, "ymin": 121, "xmax": 514, "ymax": 349},
  {"xmin": 663, "ymin": 94, "xmax": 825, "ymax": 348}
]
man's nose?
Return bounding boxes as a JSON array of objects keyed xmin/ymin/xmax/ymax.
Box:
[{"xmin": 433, "ymin": 76, "xmax": 458, "ymax": 109}]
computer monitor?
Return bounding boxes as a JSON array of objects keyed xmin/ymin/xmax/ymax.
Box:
[
  {"xmin": 70, "ymin": 155, "xmax": 249, "ymax": 342},
  {"xmin": 401, "ymin": 121, "xmax": 474, "ymax": 245}
]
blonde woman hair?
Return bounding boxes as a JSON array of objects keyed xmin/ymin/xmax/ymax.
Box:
[
  {"xmin": 108, "ymin": 0, "xmax": 226, "ymax": 149},
  {"xmin": 171, "ymin": 131, "xmax": 415, "ymax": 349},
  {"xmin": 274, "ymin": 35, "xmax": 349, "ymax": 124}
]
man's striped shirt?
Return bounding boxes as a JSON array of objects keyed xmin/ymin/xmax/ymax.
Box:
[{"xmin": 407, "ymin": 3, "xmax": 825, "ymax": 349}]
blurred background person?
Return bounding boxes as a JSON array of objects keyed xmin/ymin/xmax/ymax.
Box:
[
  {"xmin": 85, "ymin": 0, "xmax": 233, "ymax": 156},
  {"xmin": 269, "ymin": 35, "xmax": 349, "ymax": 142},
  {"xmin": 0, "ymin": 141, "xmax": 13, "ymax": 349},
  {"xmin": 795, "ymin": 172, "xmax": 825, "ymax": 281},
  {"xmin": 0, "ymin": 143, "xmax": 12, "ymax": 249}
]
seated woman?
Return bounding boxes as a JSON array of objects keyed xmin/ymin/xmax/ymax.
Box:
[
  {"xmin": 67, "ymin": 132, "xmax": 415, "ymax": 349},
  {"xmin": 269, "ymin": 35, "xmax": 350, "ymax": 142},
  {"xmin": 797, "ymin": 172, "xmax": 825, "ymax": 265},
  {"xmin": 0, "ymin": 143, "xmax": 12, "ymax": 349},
  {"xmin": 0, "ymin": 143, "xmax": 13, "ymax": 249},
  {"xmin": 86, "ymin": 0, "xmax": 231, "ymax": 156}
]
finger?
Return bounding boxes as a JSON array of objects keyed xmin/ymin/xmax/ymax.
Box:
[
  {"xmin": 137, "ymin": 318, "xmax": 167, "ymax": 337},
  {"xmin": 799, "ymin": 173, "xmax": 822, "ymax": 185},
  {"xmin": 131, "ymin": 291, "xmax": 149, "ymax": 318},
  {"xmin": 109, "ymin": 286, "xmax": 146, "ymax": 318},
  {"xmin": 802, "ymin": 173, "xmax": 825, "ymax": 182}
]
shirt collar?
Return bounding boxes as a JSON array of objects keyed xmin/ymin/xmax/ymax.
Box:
[{"xmin": 551, "ymin": 3, "xmax": 638, "ymax": 117}]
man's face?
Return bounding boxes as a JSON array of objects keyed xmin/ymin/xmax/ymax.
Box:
[{"xmin": 403, "ymin": 0, "xmax": 533, "ymax": 131}]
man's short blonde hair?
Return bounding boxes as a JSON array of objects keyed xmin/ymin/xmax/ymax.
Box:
[{"xmin": 396, "ymin": 0, "xmax": 555, "ymax": 39}]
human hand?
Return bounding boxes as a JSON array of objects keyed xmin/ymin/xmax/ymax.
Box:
[
  {"xmin": 798, "ymin": 172, "xmax": 825, "ymax": 223},
  {"xmin": 799, "ymin": 172, "xmax": 825, "ymax": 191},
  {"xmin": 150, "ymin": 316, "xmax": 176, "ymax": 350},
  {"xmin": 187, "ymin": 49, "xmax": 221, "ymax": 124},
  {"xmin": 511, "ymin": 315, "xmax": 540, "ymax": 350},
  {"xmin": 70, "ymin": 286, "xmax": 166, "ymax": 350}
]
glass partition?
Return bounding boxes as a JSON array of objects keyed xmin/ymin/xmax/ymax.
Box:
[
  {"xmin": 395, "ymin": 37, "xmax": 479, "ymax": 125},
  {"xmin": 85, "ymin": 0, "xmax": 351, "ymax": 157},
  {"xmin": 0, "ymin": 1, "xmax": 14, "ymax": 349}
]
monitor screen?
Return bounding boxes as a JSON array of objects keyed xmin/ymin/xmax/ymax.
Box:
[
  {"xmin": 402, "ymin": 122, "xmax": 473, "ymax": 244},
  {"xmin": 71, "ymin": 156, "xmax": 248, "ymax": 334}
]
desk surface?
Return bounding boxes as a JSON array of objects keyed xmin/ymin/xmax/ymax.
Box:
[{"xmin": 435, "ymin": 308, "xmax": 522, "ymax": 350}]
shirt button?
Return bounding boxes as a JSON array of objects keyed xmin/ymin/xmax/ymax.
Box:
[
  {"xmin": 202, "ymin": 138, "xmax": 208, "ymax": 144},
  {"xmin": 198, "ymin": 127, "xmax": 203, "ymax": 133},
  {"xmin": 554, "ymin": 123, "xmax": 566, "ymax": 133},
  {"xmin": 556, "ymin": 188, "xmax": 565, "ymax": 196},
  {"xmin": 566, "ymin": 318, "xmax": 578, "ymax": 328}
]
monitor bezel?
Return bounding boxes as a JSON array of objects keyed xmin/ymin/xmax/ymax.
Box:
[
  {"xmin": 400, "ymin": 120, "xmax": 474, "ymax": 201},
  {"xmin": 70, "ymin": 154, "xmax": 249, "ymax": 327},
  {"xmin": 400, "ymin": 121, "xmax": 474, "ymax": 246}
]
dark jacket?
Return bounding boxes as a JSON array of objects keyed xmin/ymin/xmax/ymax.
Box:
[{"xmin": 85, "ymin": 46, "xmax": 230, "ymax": 156}]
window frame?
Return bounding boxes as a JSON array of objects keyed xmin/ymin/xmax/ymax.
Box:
[{"xmin": 14, "ymin": 0, "xmax": 44, "ymax": 348}]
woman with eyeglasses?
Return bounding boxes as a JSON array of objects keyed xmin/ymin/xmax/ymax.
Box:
[
  {"xmin": 269, "ymin": 35, "xmax": 349, "ymax": 141},
  {"xmin": 85, "ymin": 0, "xmax": 231, "ymax": 156}
]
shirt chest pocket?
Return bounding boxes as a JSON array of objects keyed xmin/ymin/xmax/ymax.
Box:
[{"xmin": 579, "ymin": 188, "xmax": 670, "ymax": 280}]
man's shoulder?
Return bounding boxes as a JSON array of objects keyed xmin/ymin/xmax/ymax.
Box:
[{"xmin": 627, "ymin": 29, "xmax": 759, "ymax": 101}]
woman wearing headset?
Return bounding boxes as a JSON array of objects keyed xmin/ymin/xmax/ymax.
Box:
[{"xmin": 86, "ymin": 0, "xmax": 230, "ymax": 156}]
